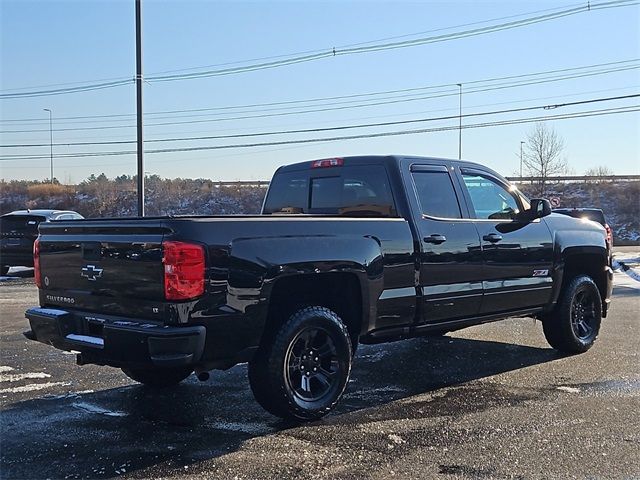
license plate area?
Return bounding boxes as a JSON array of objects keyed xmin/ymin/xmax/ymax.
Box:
[{"xmin": 87, "ymin": 319, "xmax": 104, "ymax": 337}]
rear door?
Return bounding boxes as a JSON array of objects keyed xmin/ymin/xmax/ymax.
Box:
[
  {"xmin": 457, "ymin": 167, "xmax": 554, "ymax": 314},
  {"xmin": 402, "ymin": 161, "xmax": 483, "ymax": 324}
]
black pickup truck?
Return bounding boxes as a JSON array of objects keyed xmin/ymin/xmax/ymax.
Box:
[{"xmin": 25, "ymin": 155, "xmax": 613, "ymax": 420}]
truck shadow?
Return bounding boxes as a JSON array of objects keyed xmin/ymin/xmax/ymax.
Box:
[{"xmin": 1, "ymin": 336, "xmax": 559, "ymax": 479}]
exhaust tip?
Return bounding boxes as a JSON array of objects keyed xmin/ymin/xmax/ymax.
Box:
[{"xmin": 196, "ymin": 370, "xmax": 210, "ymax": 382}]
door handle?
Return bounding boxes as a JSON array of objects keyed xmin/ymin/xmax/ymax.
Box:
[
  {"xmin": 424, "ymin": 234, "xmax": 447, "ymax": 244},
  {"xmin": 483, "ymin": 233, "xmax": 503, "ymax": 243}
]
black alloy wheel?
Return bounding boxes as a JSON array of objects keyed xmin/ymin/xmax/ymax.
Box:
[
  {"xmin": 570, "ymin": 289, "xmax": 598, "ymax": 341},
  {"xmin": 248, "ymin": 306, "xmax": 352, "ymax": 421},
  {"xmin": 285, "ymin": 326, "xmax": 340, "ymax": 404},
  {"xmin": 542, "ymin": 275, "xmax": 602, "ymax": 354}
]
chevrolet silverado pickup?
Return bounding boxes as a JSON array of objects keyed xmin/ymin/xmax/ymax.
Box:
[{"xmin": 25, "ymin": 155, "xmax": 613, "ymax": 420}]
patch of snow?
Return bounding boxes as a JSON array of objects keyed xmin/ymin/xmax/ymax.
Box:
[
  {"xmin": 0, "ymin": 366, "xmax": 15, "ymax": 373},
  {"xmin": 72, "ymin": 401, "xmax": 127, "ymax": 417},
  {"xmin": 0, "ymin": 372, "xmax": 51, "ymax": 383},
  {"xmin": 613, "ymin": 257, "xmax": 640, "ymax": 283},
  {"xmin": 0, "ymin": 382, "xmax": 70, "ymax": 394},
  {"xmin": 388, "ymin": 434, "xmax": 406, "ymax": 445},
  {"xmin": 557, "ymin": 386, "xmax": 581, "ymax": 394}
]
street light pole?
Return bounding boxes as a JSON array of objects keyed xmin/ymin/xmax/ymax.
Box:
[
  {"xmin": 457, "ymin": 83, "xmax": 462, "ymax": 160},
  {"xmin": 43, "ymin": 109, "xmax": 53, "ymax": 183},
  {"xmin": 135, "ymin": 0, "xmax": 145, "ymax": 217},
  {"xmin": 520, "ymin": 140, "xmax": 525, "ymax": 178}
]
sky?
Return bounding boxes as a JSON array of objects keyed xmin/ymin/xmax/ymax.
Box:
[{"xmin": 1, "ymin": 0, "xmax": 639, "ymax": 184}]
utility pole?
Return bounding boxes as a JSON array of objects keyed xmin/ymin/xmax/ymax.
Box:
[
  {"xmin": 135, "ymin": 0, "xmax": 145, "ymax": 216},
  {"xmin": 520, "ymin": 140, "xmax": 525, "ymax": 178},
  {"xmin": 457, "ymin": 83, "xmax": 462, "ymax": 160},
  {"xmin": 43, "ymin": 109, "xmax": 53, "ymax": 183}
]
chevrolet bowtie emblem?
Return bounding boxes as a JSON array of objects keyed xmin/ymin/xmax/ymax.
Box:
[{"xmin": 81, "ymin": 265, "xmax": 103, "ymax": 281}]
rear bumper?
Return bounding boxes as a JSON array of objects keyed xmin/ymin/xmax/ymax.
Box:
[{"xmin": 25, "ymin": 307, "xmax": 205, "ymax": 368}]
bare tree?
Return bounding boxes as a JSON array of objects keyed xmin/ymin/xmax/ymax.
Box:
[
  {"xmin": 584, "ymin": 165, "xmax": 614, "ymax": 183},
  {"xmin": 523, "ymin": 123, "xmax": 567, "ymax": 196}
]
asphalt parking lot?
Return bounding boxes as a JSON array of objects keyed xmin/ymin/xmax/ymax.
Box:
[{"xmin": 1, "ymin": 259, "xmax": 638, "ymax": 480}]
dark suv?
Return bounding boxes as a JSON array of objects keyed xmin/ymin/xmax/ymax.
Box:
[
  {"xmin": 553, "ymin": 208, "xmax": 613, "ymax": 250},
  {"xmin": 0, "ymin": 209, "xmax": 83, "ymax": 275}
]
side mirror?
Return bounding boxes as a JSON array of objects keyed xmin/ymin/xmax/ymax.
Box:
[{"xmin": 528, "ymin": 198, "xmax": 552, "ymax": 219}]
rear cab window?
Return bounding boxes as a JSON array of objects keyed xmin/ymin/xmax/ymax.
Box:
[{"xmin": 263, "ymin": 162, "xmax": 397, "ymax": 217}]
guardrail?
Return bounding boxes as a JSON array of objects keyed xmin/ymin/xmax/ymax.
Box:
[
  {"xmin": 506, "ymin": 175, "xmax": 640, "ymax": 183},
  {"xmin": 210, "ymin": 180, "xmax": 270, "ymax": 187},
  {"xmin": 207, "ymin": 175, "xmax": 640, "ymax": 187}
]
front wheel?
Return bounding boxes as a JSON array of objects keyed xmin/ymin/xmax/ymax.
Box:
[
  {"xmin": 248, "ymin": 306, "xmax": 352, "ymax": 421},
  {"xmin": 122, "ymin": 366, "xmax": 193, "ymax": 387},
  {"xmin": 542, "ymin": 275, "xmax": 602, "ymax": 354}
]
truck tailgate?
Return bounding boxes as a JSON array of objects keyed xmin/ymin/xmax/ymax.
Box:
[{"xmin": 37, "ymin": 219, "xmax": 171, "ymax": 318}]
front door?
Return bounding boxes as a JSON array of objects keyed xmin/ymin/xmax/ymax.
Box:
[
  {"xmin": 407, "ymin": 164, "xmax": 484, "ymax": 324},
  {"xmin": 458, "ymin": 168, "xmax": 554, "ymax": 314}
]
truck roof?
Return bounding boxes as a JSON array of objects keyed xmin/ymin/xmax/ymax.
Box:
[{"xmin": 277, "ymin": 155, "xmax": 493, "ymax": 172}]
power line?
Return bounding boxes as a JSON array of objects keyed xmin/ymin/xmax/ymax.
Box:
[
  {"xmin": 2, "ymin": 94, "xmax": 637, "ymax": 148},
  {"xmin": 4, "ymin": 58, "xmax": 636, "ymax": 125},
  {"xmin": 2, "ymin": 104, "xmax": 637, "ymax": 161},
  {"xmin": 2, "ymin": 63, "xmax": 638, "ymax": 134},
  {"xmin": 1, "ymin": 0, "xmax": 637, "ymax": 99},
  {"xmin": 145, "ymin": 1, "xmax": 639, "ymax": 83},
  {"xmin": 0, "ymin": 0, "xmax": 590, "ymax": 95},
  {"xmin": 147, "ymin": 1, "xmax": 588, "ymax": 76},
  {"xmin": 3, "ymin": 60, "xmax": 638, "ymax": 128},
  {"xmin": 5, "ymin": 84, "xmax": 638, "ymax": 146}
]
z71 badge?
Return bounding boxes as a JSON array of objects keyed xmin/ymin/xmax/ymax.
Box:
[{"xmin": 533, "ymin": 269, "xmax": 549, "ymax": 277}]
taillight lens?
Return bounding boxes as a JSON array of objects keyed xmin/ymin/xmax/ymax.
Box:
[
  {"xmin": 605, "ymin": 224, "xmax": 613, "ymax": 245},
  {"xmin": 33, "ymin": 237, "xmax": 41, "ymax": 288},
  {"xmin": 162, "ymin": 241, "xmax": 205, "ymax": 301},
  {"xmin": 311, "ymin": 158, "xmax": 344, "ymax": 168}
]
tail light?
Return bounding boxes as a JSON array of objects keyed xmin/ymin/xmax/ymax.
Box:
[
  {"xmin": 33, "ymin": 237, "xmax": 41, "ymax": 288},
  {"xmin": 605, "ymin": 224, "xmax": 613, "ymax": 245},
  {"xmin": 162, "ymin": 240, "xmax": 205, "ymax": 301},
  {"xmin": 311, "ymin": 158, "xmax": 343, "ymax": 168}
]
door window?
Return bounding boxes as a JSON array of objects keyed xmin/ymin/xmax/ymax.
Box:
[
  {"xmin": 462, "ymin": 174, "xmax": 520, "ymax": 220},
  {"xmin": 412, "ymin": 171, "xmax": 462, "ymax": 219}
]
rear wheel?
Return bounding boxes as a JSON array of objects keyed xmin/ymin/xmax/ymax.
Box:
[
  {"xmin": 248, "ymin": 306, "xmax": 352, "ymax": 421},
  {"xmin": 542, "ymin": 275, "xmax": 602, "ymax": 354},
  {"xmin": 1, "ymin": 266, "xmax": 9, "ymax": 276},
  {"xmin": 122, "ymin": 366, "xmax": 192, "ymax": 387}
]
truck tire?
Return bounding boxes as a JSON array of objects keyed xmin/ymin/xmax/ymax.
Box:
[
  {"xmin": 248, "ymin": 306, "xmax": 352, "ymax": 421},
  {"xmin": 542, "ymin": 275, "xmax": 602, "ymax": 354},
  {"xmin": 1, "ymin": 266, "xmax": 9, "ymax": 276},
  {"xmin": 121, "ymin": 366, "xmax": 193, "ymax": 387}
]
